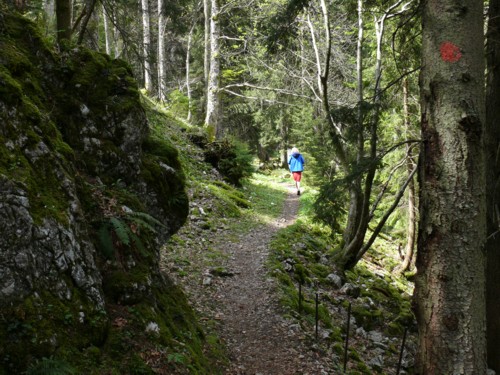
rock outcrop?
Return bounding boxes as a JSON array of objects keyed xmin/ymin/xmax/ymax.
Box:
[{"xmin": 0, "ymin": 7, "xmax": 194, "ymax": 373}]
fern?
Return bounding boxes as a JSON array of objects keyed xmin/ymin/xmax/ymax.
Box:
[
  {"xmin": 126, "ymin": 211, "xmax": 165, "ymax": 229},
  {"xmin": 26, "ymin": 357, "xmax": 76, "ymax": 375},
  {"xmin": 129, "ymin": 232, "xmax": 148, "ymax": 258},
  {"xmin": 109, "ymin": 217, "xmax": 130, "ymax": 246},
  {"xmin": 96, "ymin": 211, "xmax": 164, "ymax": 259},
  {"xmin": 127, "ymin": 217, "xmax": 157, "ymax": 234}
]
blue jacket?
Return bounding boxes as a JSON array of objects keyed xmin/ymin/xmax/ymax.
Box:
[{"xmin": 288, "ymin": 153, "xmax": 305, "ymax": 172}]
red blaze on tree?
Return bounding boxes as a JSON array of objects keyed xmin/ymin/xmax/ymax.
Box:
[{"xmin": 440, "ymin": 42, "xmax": 462, "ymax": 63}]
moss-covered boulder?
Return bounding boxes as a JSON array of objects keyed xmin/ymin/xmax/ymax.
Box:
[{"xmin": 0, "ymin": 6, "xmax": 201, "ymax": 374}]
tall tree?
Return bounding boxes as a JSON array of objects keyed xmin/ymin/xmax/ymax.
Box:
[
  {"xmin": 204, "ymin": 0, "xmax": 221, "ymax": 139},
  {"xmin": 486, "ymin": 0, "xmax": 500, "ymax": 371},
  {"xmin": 55, "ymin": 0, "xmax": 72, "ymax": 43},
  {"xmin": 414, "ymin": 0, "xmax": 486, "ymax": 373},
  {"xmin": 396, "ymin": 77, "xmax": 417, "ymax": 274},
  {"xmin": 318, "ymin": 0, "xmax": 415, "ymax": 271},
  {"xmin": 141, "ymin": 0, "xmax": 152, "ymax": 92},
  {"xmin": 157, "ymin": 0, "xmax": 166, "ymax": 100},
  {"xmin": 203, "ymin": 0, "xmax": 210, "ymax": 86},
  {"xmin": 102, "ymin": 3, "xmax": 113, "ymax": 55}
]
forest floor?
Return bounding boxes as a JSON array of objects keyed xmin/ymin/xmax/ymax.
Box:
[{"xmin": 163, "ymin": 181, "xmax": 334, "ymax": 374}]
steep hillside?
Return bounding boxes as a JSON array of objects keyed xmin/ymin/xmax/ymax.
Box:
[{"xmin": 0, "ymin": 7, "xmax": 221, "ymax": 374}]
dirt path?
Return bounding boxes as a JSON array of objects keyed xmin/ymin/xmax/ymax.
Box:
[{"xmin": 213, "ymin": 184, "xmax": 331, "ymax": 374}]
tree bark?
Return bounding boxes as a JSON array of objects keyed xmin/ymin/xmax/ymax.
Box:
[
  {"xmin": 141, "ymin": 0, "xmax": 152, "ymax": 92},
  {"xmin": 157, "ymin": 0, "xmax": 166, "ymax": 101},
  {"xmin": 414, "ymin": 0, "xmax": 487, "ymax": 373},
  {"xmin": 103, "ymin": 3, "xmax": 112, "ymax": 56},
  {"xmin": 203, "ymin": 0, "xmax": 210, "ymax": 86},
  {"xmin": 55, "ymin": 0, "xmax": 72, "ymax": 43},
  {"xmin": 485, "ymin": 0, "xmax": 500, "ymax": 371},
  {"xmin": 204, "ymin": 0, "xmax": 221, "ymax": 140},
  {"xmin": 186, "ymin": 24, "xmax": 194, "ymax": 121},
  {"xmin": 280, "ymin": 108, "xmax": 289, "ymax": 168},
  {"xmin": 77, "ymin": 0, "xmax": 98, "ymax": 46}
]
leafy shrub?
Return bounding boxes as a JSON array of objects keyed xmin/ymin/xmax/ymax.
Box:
[{"xmin": 203, "ymin": 138, "xmax": 254, "ymax": 186}]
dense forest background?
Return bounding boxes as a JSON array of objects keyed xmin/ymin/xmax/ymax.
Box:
[{"xmin": 1, "ymin": 0, "xmax": 499, "ymax": 373}]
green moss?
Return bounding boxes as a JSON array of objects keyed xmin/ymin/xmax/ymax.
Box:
[
  {"xmin": 310, "ymin": 263, "xmax": 330, "ymax": 279},
  {"xmin": 0, "ymin": 65, "xmax": 23, "ymax": 105},
  {"xmin": 0, "ymin": 128, "xmax": 71, "ymax": 225},
  {"xmin": 350, "ymin": 304, "xmax": 383, "ymax": 331},
  {"xmin": 0, "ymin": 41, "xmax": 33, "ymax": 75},
  {"xmin": 141, "ymin": 154, "xmax": 188, "ymax": 215},
  {"xmin": 61, "ymin": 49, "xmax": 141, "ymax": 118},
  {"xmin": 206, "ymin": 184, "xmax": 243, "ymax": 218},
  {"xmin": 141, "ymin": 136, "xmax": 189, "ymax": 223},
  {"xmin": 103, "ymin": 268, "xmax": 151, "ymax": 305},
  {"xmin": 294, "ymin": 263, "xmax": 309, "ymax": 284},
  {"xmin": 0, "ymin": 290, "xmax": 109, "ymax": 373},
  {"xmin": 142, "ymin": 137, "xmax": 181, "ymax": 170}
]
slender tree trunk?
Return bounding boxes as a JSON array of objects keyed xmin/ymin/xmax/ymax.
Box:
[
  {"xmin": 186, "ymin": 24, "xmax": 194, "ymax": 121},
  {"xmin": 341, "ymin": 0, "xmax": 364, "ymax": 254},
  {"xmin": 414, "ymin": 0, "xmax": 486, "ymax": 373},
  {"xmin": 203, "ymin": 0, "xmax": 210, "ymax": 86},
  {"xmin": 157, "ymin": 0, "xmax": 166, "ymax": 101},
  {"xmin": 77, "ymin": 0, "xmax": 98, "ymax": 46},
  {"xmin": 280, "ymin": 108, "xmax": 289, "ymax": 168},
  {"xmin": 204, "ymin": 0, "xmax": 220, "ymax": 140},
  {"xmin": 102, "ymin": 3, "xmax": 112, "ymax": 56},
  {"xmin": 141, "ymin": 0, "xmax": 152, "ymax": 92},
  {"xmin": 397, "ymin": 77, "xmax": 416, "ymax": 274},
  {"xmin": 113, "ymin": 12, "xmax": 122, "ymax": 58},
  {"xmin": 342, "ymin": 3, "xmax": 391, "ymax": 270},
  {"xmin": 486, "ymin": 0, "xmax": 500, "ymax": 371},
  {"xmin": 55, "ymin": 0, "xmax": 72, "ymax": 43}
]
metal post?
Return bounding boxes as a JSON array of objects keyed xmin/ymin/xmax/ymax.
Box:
[
  {"xmin": 396, "ymin": 327, "xmax": 408, "ymax": 375},
  {"xmin": 315, "ymin": 292, "xmax": 319, "ymax": 340},
  {"xmin": 343, "ymin": 302, "xmax": 351, "ymax": 373},
  {"xmin": 298, "ymin": 281, "xmax": 302, "ymax": 314}
]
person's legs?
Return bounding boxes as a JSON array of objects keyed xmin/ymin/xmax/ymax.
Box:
[{"xmin": 292, "ymin": 172, "xmax": 302, "ymax": 195}]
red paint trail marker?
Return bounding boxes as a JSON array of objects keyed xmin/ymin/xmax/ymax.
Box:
[{"xmin": 440, "ymin": 42, "xmax": 462, "ymax": 63}]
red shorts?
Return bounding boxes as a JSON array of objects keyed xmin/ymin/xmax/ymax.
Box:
[{"xmin": 292, "ymin": 172, "xmax": 302, "ymax": 182}]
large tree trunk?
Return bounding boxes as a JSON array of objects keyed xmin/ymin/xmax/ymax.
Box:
[
  {"xmin": 414, "ymin": 0, "xmax": 487, "ymax": 373},
  {"xmin": 55, "ymin": 0, "xmax": 72, "ymax": 43},
  {"xmin": 141, "ymin": 0, "xmax": 152, "ymax": 92},
  {"xmin": 486, "ymin": 0, "xmax": 500, "ymax": 371},
  {"xmin": 204, "ymin": 0, "xmax": 220, "ymax": 140}
]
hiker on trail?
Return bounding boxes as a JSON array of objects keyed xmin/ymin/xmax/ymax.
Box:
[{"xmin": 288, "ymin": 147, "xmax": 305, "ymax": 196}]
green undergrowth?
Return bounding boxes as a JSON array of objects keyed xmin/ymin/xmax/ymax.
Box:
[{"xmin": 268, "ymin": 188, "xmax": 415, "ymax": 374}]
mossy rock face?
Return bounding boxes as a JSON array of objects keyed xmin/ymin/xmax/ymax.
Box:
[
  {"xmin": 53, "ymin": 48, "xmax": 147, "ymax": 185},
  {"xmin": 0, "ymin": 6, "xmax": 193, "ymax": 373}
]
